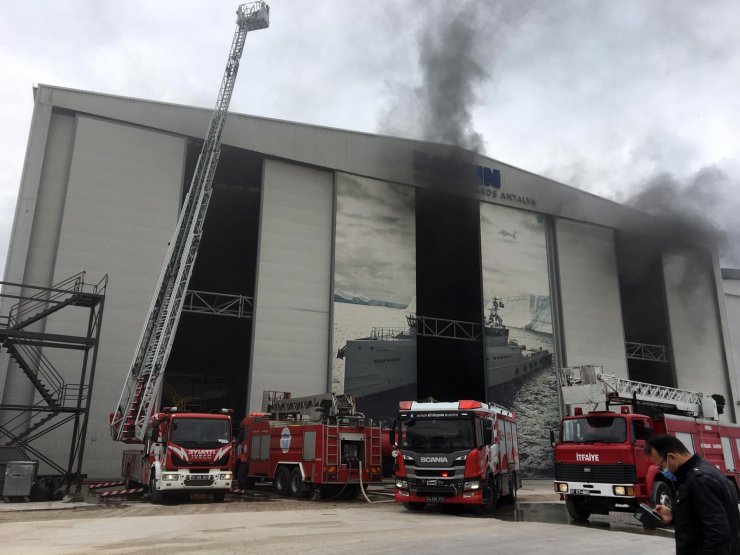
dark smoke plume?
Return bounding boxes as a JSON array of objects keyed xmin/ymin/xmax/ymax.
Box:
[
  {"xmin": 416, "ymin": 7, "xmax": 488, "ymax": 153},
  {"xmin": 621, "ymin": 166, "xmax": 740, "ymax": 272},
  {"xmin": 378, "ymin": 1, "xmax": 493, "ymax": 154}
]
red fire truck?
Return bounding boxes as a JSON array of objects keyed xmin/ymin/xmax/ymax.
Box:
[
  {"xmin": 120, "ymin": 408, "xmax": 235, "ymax": 503},
  {"xmin": 234, "ymin": 392, "xmax": 383, "ymax": 499},
  {"xmin": 553, "ymin": 365, "xmax": 740, "ymax": 521},
  {"xmin": 392, "ymin": 399, "xmax": 519, "ymax": 513}
]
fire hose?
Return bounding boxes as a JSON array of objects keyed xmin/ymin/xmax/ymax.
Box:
[{"xmin": 358, "ymin": 461, "xmax": 393, "ymax": 504}]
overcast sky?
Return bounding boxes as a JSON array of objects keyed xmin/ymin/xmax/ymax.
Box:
[{"xmin": 2, "ymin": 0, "xmax": 740, "ymax": 275}]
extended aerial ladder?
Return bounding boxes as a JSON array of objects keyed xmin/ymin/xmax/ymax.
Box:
[
  {"xmin": 558, "ymin": 365, "xmax": 720, "ymax": 420},
  {"xmin": 110, "ymin": 2, "xmax": 270, "ymax": 443}
]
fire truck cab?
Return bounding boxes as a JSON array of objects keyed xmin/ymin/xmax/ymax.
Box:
[
  {"xmin": 392, "ymin": 399, "xmax": 519, "ymax": 513},
  {"xmin": 553, "ymin": 365, "xmax": 740, "ymax": 522},
  {"xmin": 122, "ymin": 408, "xmax": 234, "ymax": 503}
]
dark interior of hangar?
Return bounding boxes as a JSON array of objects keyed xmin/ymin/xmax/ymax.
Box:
[
  {"xmin": 415, "ymin": 189, "xmax": 486, "ymax": 402},
  {"xmin": 615, "ymin": 236, "xmax": 676, "ymax": 387},
  {"xmin": 164, "ymin": 143, "xmax": 262, "ymax": 419}
]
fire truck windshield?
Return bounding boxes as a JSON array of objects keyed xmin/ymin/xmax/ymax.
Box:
[
  {"xmin": 561, "ymin": 416, "xmax": 627, "ymax": 444},
  {"xmin": 169, "ymin": 417, "xmax": 231, "ymax": 448},
  {"xmin": 399, "ymin": 415, "xmax": 475, "ymax": 453}
]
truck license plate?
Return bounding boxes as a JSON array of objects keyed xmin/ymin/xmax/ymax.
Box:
[
  {"xmin": 190, "ymin": 474, "xmax": 211, "ymax": 480},
  {"xmin": 570, "ymin": 489, "xmax": 590, "ymax": 495},
  {"xmin": 427, "ymin": 496, "xmax": 446, "ymax": 503}
]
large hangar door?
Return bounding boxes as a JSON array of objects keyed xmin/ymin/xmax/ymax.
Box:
[
  {"xmin": 556, "ymin": 219, "xmax": 628, "ymax": 377},
  {"xmin": 248, "ymin": 160, "xmax": 333, "ymax": 411},
  {"xmin": 165, "ymin": 144, "xmax": 261, "ymax": 420},
  {"xmin": 416, "ymin": 190, "xmax": 485, "ymax": 401}
]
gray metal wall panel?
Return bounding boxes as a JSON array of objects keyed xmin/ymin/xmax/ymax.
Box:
[
  {"xmin": 556, "ymin": 219, "xmax": 628, "ymax": 377},
  {"xmin": 1, "ymin": 111, "xmax": 75, "ymax": 409},
  {"xmin": 248, "ymin": 160, "xmax": 333, "ymax": 411},
  {"xmin": 664, "ymin": 249, "xmax": 733, "ymax": 414},
  {"xmin": 35, "ymin": 85, "xmax": 643, "ymax": 230},
  {"xmin": 723, "ymin": 278, "xmax": 740, "ymax": 411},
  {"xmin": 34, "ymin": 116, "xmax": 185, "ymax": 476}
]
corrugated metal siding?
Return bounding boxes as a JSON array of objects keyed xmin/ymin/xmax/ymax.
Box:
[
  {"xmin": 36, "ymin": 85, "xmax": 639, "ymax": 230},
  {"xmin": 556, "ymin": 219, "xmax": 628, "ymax": 377},
  {"xmin": 248, "ymin": 160, "xmax": 333, "ymax": 411},
  {"xmin": 39, "ymin": 116, "xmax": 185, "ymax": 476},
  {"xmin": 664, "ymin": 248, "xmax": 732, "ymax": 405}
]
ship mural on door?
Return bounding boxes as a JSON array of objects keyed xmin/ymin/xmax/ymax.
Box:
[
  {"xmin": 480, "ymin": 203, "xmax": 559, "ymax": 477},
  {"xmin": 333, "ymin": 173, "xmax": 417, "ymax": 418}
]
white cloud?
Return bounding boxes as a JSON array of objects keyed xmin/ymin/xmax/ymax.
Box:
[{"xmin": 2, "ymin": 0, "xmax": 740, "ymax": 274}]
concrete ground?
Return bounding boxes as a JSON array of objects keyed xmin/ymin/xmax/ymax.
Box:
[{"xmin": 0, "ymin": 480, "xmax": 675, "ymax": 554}]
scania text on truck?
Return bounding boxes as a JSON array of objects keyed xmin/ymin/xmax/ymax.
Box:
[
  {"xmin": 119, "ymin": 408, "xmax": 234, "ymax": 503},
  {"xmin": 553, "ymin": 365, "xmax": 740, "ymax": 522},
  {"xmin": 234, "ymin": 392, "xmax": 383, "ymax": 498},
  {"xmin": 392, "ymin": 399, "xmax": 519, "ymax": 513}
]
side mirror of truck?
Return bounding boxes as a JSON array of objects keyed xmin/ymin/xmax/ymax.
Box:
[
  {"xmin": 151, "ymin": 422, "xmax": 160, "ymax": 443},
  {"xmin": 549, "ymin": 429, "xmax": 557, "ymax": 447},
  {"xmin": 389, "ymin": 423, "xmax": 396, "ymax": 447}
]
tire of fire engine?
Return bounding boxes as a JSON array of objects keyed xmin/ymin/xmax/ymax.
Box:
[
  {"xmin": 289, "ymin": 467, "xmax": 311, "ymax": 498},
  {"xmin": 650, "ymin": 480, "xmax": 674, "ymax": 510},
  {"xmin": 274, "ymin": 466, "xmax": 292, "ymax": 497},
  {"xmin": 565, "ymin": 495, "xmax": 591, "ymax": 521},
  {"xmin": 213, "ymin": 491, "xmax": 226, "ymax": 502},
  {"xmin": 149, "ymin": 474, "xmax": 163, "ymax": 505},
  {"xmin": 403, "ymin": 502, "xmax": 427, "ymax": 511},
  {"xmin": 474, "ymin": 475, "xmax": 499, "ymax": 514}
]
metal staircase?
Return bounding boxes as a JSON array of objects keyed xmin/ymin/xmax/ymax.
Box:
[
  {"xmin": 0, "ymin": 272, "xmax": 107, "ymax": 477},
  {"xmin": 110, "ymin": 2, "xmax": 270, "ymax": 444}
]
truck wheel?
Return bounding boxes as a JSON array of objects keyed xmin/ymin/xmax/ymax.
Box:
[
  {"xmin": 289, "ymin": 468, "xmax": 310, "ymax": 498},
  {"xmin": 149, "ymin": 474, "xmax": 163, "ymax": 505},
  {"xmin": 403, "ymin": 502, "xmax": 426, "ymax": 511},
  {"xmin": 213, "ymin": 491, "xmax": 226, "ymax": 502},
  {"xmin": 650, "ymin": 480, "xmax": 673, "ymax": 509},
  {"xmin": 565, "ymin": 495, "xmax": 591, "ymax": 521},
  {"xmin": 474, "ymin": 476, "xmax": 499, "ymax": 514},
  {"xmin": 274, "ymin": 466, "xmax": 291, "ymax": 496}
]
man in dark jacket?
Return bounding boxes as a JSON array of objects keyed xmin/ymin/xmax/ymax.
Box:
[{"xmin": 646, "ymin": 434, "xmax": 740, "ymax": 554}]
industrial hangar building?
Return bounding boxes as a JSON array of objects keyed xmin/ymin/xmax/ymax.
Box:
[{"xmin": 1, "ymin": 84, "xmax": 738, "ymax": 477}]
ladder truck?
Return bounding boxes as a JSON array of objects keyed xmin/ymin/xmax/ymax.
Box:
[
  {"xmin": 107, "ymin": 3, "xmax": 269, "ymax": 502},
  {"xmin": 233, "ymin": 392, "xmax": 384, "ymax": 499},
  {"xmin": 552, "ymin": 365, "xmax": 740, "ymax": 522}
]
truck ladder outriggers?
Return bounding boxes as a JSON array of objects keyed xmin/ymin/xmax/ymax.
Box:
[{"xmin": 110, "ymin": 2, "xmax": 270, "ymax": 443}]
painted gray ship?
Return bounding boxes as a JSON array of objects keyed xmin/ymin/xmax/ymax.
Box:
[{"xmin": 338, "ymin": 297, "xmax": 552, "ymax": 400}]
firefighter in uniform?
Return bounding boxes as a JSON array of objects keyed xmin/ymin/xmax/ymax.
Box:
[{"xmin": 645, "ymin": 434, "xmax": 740, "ymax": 554}]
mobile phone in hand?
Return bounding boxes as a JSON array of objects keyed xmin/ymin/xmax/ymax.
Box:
[{"xmin": 636, "ymin": 502, "xmax": 663, "ymax": 528}]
